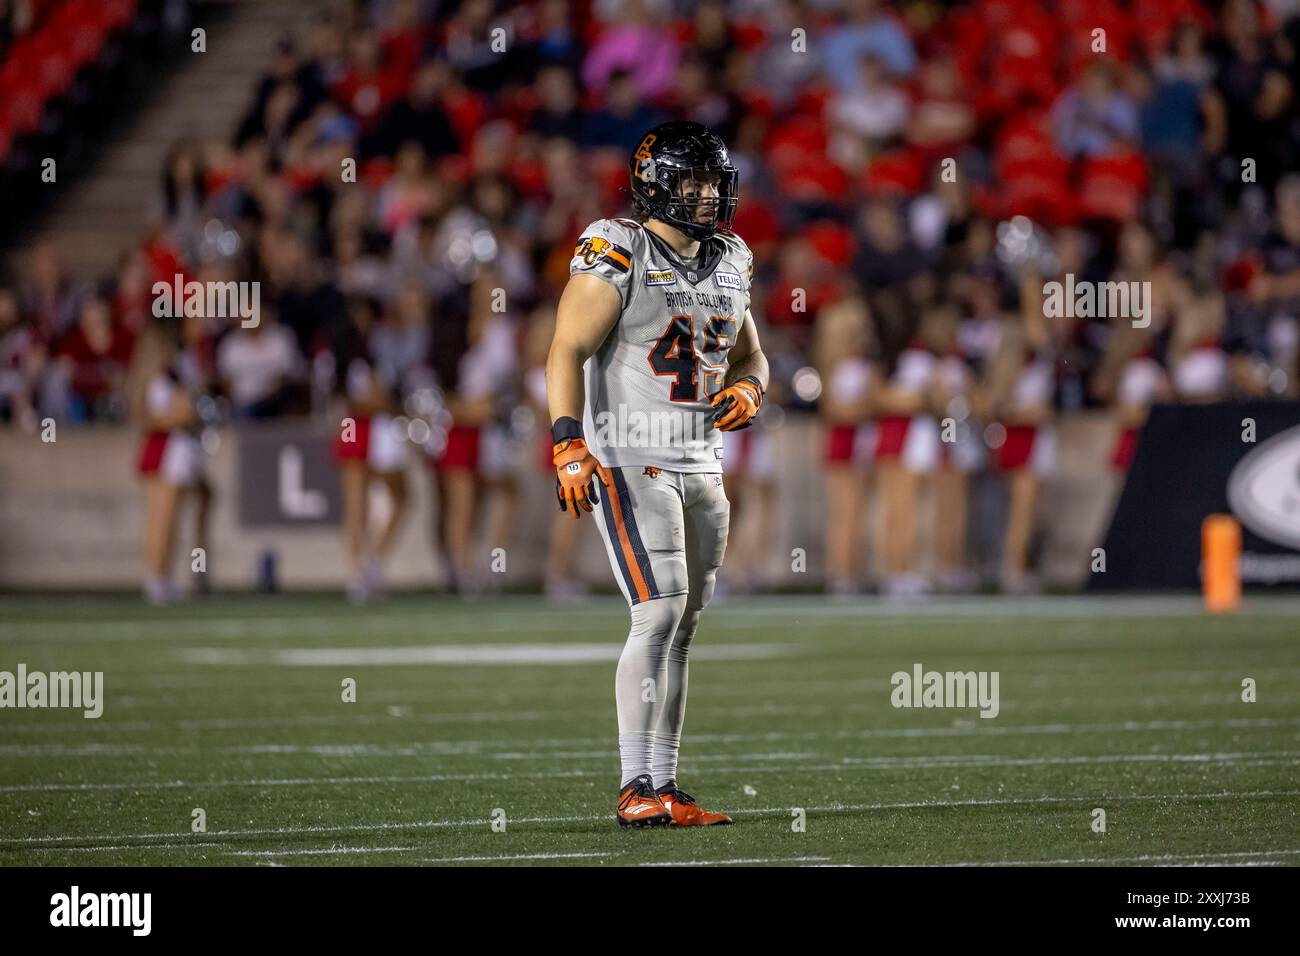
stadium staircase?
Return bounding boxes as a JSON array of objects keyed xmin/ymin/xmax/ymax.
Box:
[{"xmin": 21, "ymin": 0, "xmax": 318, "ymax": 281}]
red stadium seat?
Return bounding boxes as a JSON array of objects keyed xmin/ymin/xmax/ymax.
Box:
[
  {"xmin": 730, "ymin": 199, "xmax": 780, "ymax": 248},
  {"xmin": 0, "ymin": 82, "xmax": 46, "ymax": 136},
  {"xmin": 507, "ymin": 153, "xmax": 547, "ymax": 198},
  {"xmin": 31, "ymin": 42, "xmax": 76, "ymax": 99},
  {"xmin": 738, "ymin": 88, "xmax": 776, "ymax": 120},
  {"xmin": 443, "ymin": 89, "xmax": 488, "ymax": 151},
  {"xmin": 865, "ymin": 150, "xmax": 925, "ymax": 196},
  {"xmin": 782, "ymin": 156, "xmax": 848, "ymax": 202},
  {"xmin": 361, "ymin": 157, "xmax": 396, "ymax": 187},
  {"xmin": 732, "ymin": 20, "xmax": 768, "ymax": 52},
  {"xmin": 793, "ymin": 84, "xmax": 833, "ymax": 119},
  {"xmin": 765, "ymin": 115, "xmax": 827, "ymax": 174},
  {"xmin": 102, "ymin": 0, "xmax": 139, "ymax": 30},
  {"xmin": 996, "ymin": 150, "xmax": 1070, "ymax": 193},
  {"xmin": 802, "ymin": 220, "xmax": 856, "ymax": 266},
  {"xmin": 1079, "ymin": 151, "xmax": 1148, "ymax": 221},
  {"xmin": 1132, "ymin": 0, "xmax": 1215, "ymax": 58}
]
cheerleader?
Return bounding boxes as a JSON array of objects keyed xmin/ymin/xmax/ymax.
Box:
[
  {"xmin": 128, "ymin": 319, "xmax": 204, "ymax": 605},
  {"xmin": 986, "ymin": 312, "xmax": 1056, "ymax": 594},
  {"xmin": 813, "ymin": 295, "xmax": 879, "ymax": 595},
  {"xmin": 928, "ymin": 304, "xmax": 982, "ymax": 591},
  {"xmin": 1169, "ymin": 294, "xmax": 1230, "ymax": 403},
  {"xmin": 333, "ymin": 296, "xmax": 409, "ymax": 603},
  {"xmin": 874, "ymin": 322, "xmax": 941, "ymax": 597},
  {"xmin": 1105, "ymin": 328, "xmax": 1172, "ymax": 470},
  {"xmin": 429, "ymin": 276, "xmax": 518, "ymax": 593},
  {"xmin": 719, "ymin": 404, "xmax": 780, "ymax": 595}
]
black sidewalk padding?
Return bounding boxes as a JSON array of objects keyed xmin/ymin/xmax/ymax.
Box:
[{"xmin": 1092, "ymin": 401, "xmax": 1300, "ymax": 590}]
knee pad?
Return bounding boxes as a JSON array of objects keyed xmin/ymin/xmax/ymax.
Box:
[
  {"xmin": 669, "ymin": 606, "xmax": 702, "ymax": 663},
  {"xmin": 626, "ymin": 593, "xmax": 689, "ymax": 657}
]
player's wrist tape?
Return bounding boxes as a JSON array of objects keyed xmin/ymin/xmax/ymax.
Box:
[
  {"xmin": 735, "ymin": 376, "xmax": 765, "ymax": 403},
  {"xmin": 551, "ymin": 416, "xmax": 584, "ymax": 444}
]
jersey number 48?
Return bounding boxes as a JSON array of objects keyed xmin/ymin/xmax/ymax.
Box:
[{"xmin": 648, "ymin": 315, "xmax": 734, "ymax": 402}]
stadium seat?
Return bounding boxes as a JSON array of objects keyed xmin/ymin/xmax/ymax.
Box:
[
  {"xmin": 1079, "ymin": 151, "xmax": 1149, "ymax": 221},
  {"xmin": 802, "ymin": 220, "xmax": 856, "ymax": 266},
  {"xmin": 865, "ymin": 150, "xmax": 926, "ymax": 196}
]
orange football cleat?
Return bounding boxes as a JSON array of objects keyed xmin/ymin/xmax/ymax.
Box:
[
  {"xmin": 617, "ymin": 774, "xmax": 672, "ymax": 829},
  {"xmin": 656, "ymin": 784, "xmax": 733, "ymax": 826}
]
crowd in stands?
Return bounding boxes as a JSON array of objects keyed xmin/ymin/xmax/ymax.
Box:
[{"xmin": 4, "ymin": 0, "xmax": 1300, "ymax": 593}]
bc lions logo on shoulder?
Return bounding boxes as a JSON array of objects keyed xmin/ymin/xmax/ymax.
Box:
[
  {"xmin": 574, "ymin": 235, "xmax": 633, "ymax": 275},
  {"xmin": 576, "ymin": 236, "xmax": 612, "ymax": 267}
]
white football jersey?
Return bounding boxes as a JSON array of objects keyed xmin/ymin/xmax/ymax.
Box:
[{"xmin": 569, "ymin": 217, "xmax": 753, "ymax": 473}]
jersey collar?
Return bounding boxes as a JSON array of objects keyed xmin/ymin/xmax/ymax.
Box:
[{"xmin": 645, "ymin": 229, "xmax": 723, "ymax": 284}]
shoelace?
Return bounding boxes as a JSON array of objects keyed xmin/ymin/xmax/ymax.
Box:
[
  {"xmin": 667, "ymin": 789, "xmax": 696, "ymax": 806},
  {"xmin": 619, "ymin": 781, "xmax": 652, "ymax": 811}
]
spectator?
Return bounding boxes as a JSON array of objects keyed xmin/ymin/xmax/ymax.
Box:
[
  {"xmin": 11, "ymin": 0, "xmax": 1300, "ymax": 597},
  {"xmin": 529, "ymin": 64, "xmax": 584, "ymax": 143},
  {"xmin": 1211, "ymin": 0, "xmax": 1294, "ymax": 190},
  {"xmin": 19, "ymin": 241, "xmax": 78, "ymax": 345},
  {"xmin": 1051, "ymin": 61, "xmax": 1140, "ymax": 158},
  {"xmin": 582, "ymin": 0, "xmax": 681, "ymax": 99},
  {"xmin": 377, "ymin": 59, "xmax": 460, "ymax": 160},
  {"xmin": 53, "ymin": 296, "xmax": 134, "ymax": 422},
  {"xmin": 828, "ymin": 53, "xmax": 909, "ymax": 156},
  {"xmin": 216, "ymin": 315, "xmax": 303, "ymax": 419},
  {"xmin": 0, "ymin": 287, "xmax": 38, "ymax": 424},
  {"xmin": 821, "ymin": 0, "xmax": 917, "ymax": 91},
  {"xmin": 581, "ymin": 69, "xmax": 662, "ymax": 149}
]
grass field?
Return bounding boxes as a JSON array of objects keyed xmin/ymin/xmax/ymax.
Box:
[{"xmin": 1, "ymin": 593, "xmax": 1298, "ymax": 867}]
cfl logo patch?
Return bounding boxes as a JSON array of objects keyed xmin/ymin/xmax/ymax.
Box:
[{"xmin": 566, "ymin": 462, "xmax": 583, "ymax": 475}]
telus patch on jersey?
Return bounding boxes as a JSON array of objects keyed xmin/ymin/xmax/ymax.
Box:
[
  {"xmin": 644, "ymin": 270, "xmax": 676, "ymax": 286},
  {"xmin": 714, "ymin": 271, "xmax": 742, "ymax": 290}
]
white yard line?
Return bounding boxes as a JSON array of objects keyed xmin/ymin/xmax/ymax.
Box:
[
  {"xmin": 225, "ymin": 845, "xmax": 420, "ymax": 857},
  {"xmin": 4, "ymin": 712, "xmax": 1298, "ymax": 750},
  {"xmin": 3, "ymin": 789, "xmax": 1296, "ymax": 849},
  {"xmin": 6, "ymin": 734, "xmax": 1298, "ymax": 767},
  {"xmin": 832, "ymin": 749, "xmax": 1300, "ymax": 769},
  {"xmin": 12, "ymin": 694, "xmax": 1298, "ymax": 736},
  {"xmin": 638, "ymin": 857, "xmax": 831, "ymax": 866},
  {"xmin": 176, "ymin": 643, "xmax": 798, "ymax": 666},
  {"xmin": 421, "ymin": 852, "xmax": 613, "ymax": 863},
  {"xmin": 4, "ymin": 594, "xmax": 1299, "ymax": 644},
  {"xmin": 6, "ymin": 752, "xmax": 1297, "ymax": 794},
  {"xmin": 935, "ymin": 848, "xmax": 1300, "ymax": 866},
  {"xmin": 25, "ymin": 841, "xmax": 228, "ymax": 853}
]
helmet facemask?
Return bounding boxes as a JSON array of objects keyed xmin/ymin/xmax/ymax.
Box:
[{"xmin": 658, "ymin": 165, "xmax": 739, "ymax": 241}]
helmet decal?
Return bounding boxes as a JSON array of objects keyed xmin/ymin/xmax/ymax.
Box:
[
  {"xmin": 634, "ymin": 134, "xmax": 658, "ymax": 183},
  {"xmin": 627, "ymin": 121, "xmax": 738, "ymax": 241}
]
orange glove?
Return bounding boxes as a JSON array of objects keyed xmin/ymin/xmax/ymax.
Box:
[
  {"xmin": 553, "ymin": 437, "xmax": 610, "ymax": 518},
  {"xmin": 710, "ymin": 376, "xmax": 764, "ymax": 431}
]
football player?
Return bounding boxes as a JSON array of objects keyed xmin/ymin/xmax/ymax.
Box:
[{"xmin": 546, "ymin": 121, "xmax": 769, "ymax": 828}]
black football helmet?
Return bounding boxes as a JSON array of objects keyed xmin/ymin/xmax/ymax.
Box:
[{"xmin": 628, "ymin": 121, "xmax": 738, "ymax": 241}]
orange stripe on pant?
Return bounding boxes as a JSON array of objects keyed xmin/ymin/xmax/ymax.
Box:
[{"xmin": 605, "ymin": 475, "xmax": 651, "ymax": 603}]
